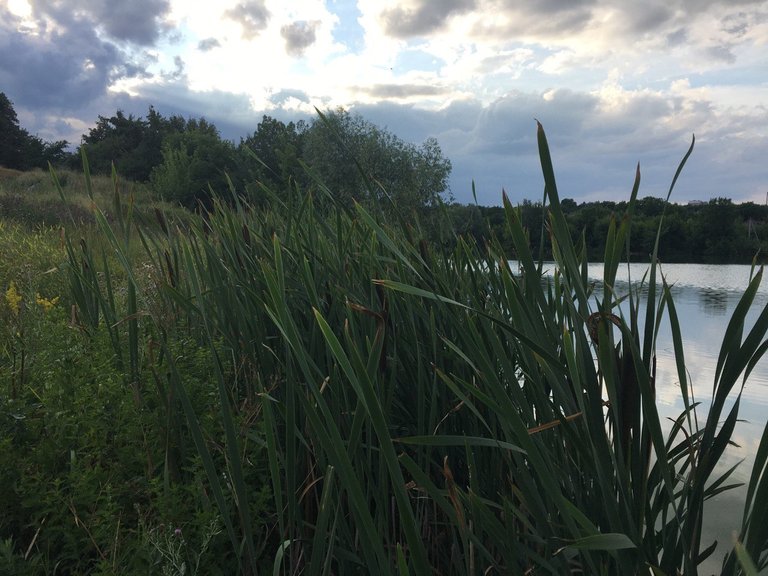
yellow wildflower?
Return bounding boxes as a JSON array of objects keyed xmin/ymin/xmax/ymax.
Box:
[
  {"xmin": 36, "ymin": 293, "xmax": 60, "ymax": 312},
  {"xmin": 5, "ymin": 281, "xmax": 22, "ymax": 315}
]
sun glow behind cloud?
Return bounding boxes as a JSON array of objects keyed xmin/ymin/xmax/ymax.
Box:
[
  {"xmin": 7, "ymin": 0, "xmax": 30, "ymax": 18},
  {"xmin": 158, "ymin": 0, "xmax": 360, "ymax": 112}
]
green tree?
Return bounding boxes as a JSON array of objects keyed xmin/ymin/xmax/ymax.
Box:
[
  {"xmin": 636, "ymin": 196, "xmax": 666, "ymax": 218},
  {"xmin": 0, "ymin": 93, "xmax": 72, "ymax": 170},
  {"xmin": 693, "ymin": 198, "xmax": 740, "ymax": 263},
  {"xmin": 445, "ymin": 203, "xmax": 486, "ymax": 245},
  {"xmin": 0, "ymin": 92, "xmax": 26, "ymax": 169},
  {"xmin": 151, "ymin": 121, "xmax": 238, "ymax": 207},
  {"xmin": 566, "ymin": 201, "xmax": 616, "ymax": 260},
  {"xmin": 238, "ymin": 115, "xmax": 307, "ymax": 197},
  {"xmin": 561, "ymin": 198, "xmax": 578, "ymax": 214},
  {"xmin": 22, "ymin": 135, "xmax": 70, "ymax": 169},
  {"xmin": 302, "ymin": 109, "xmax": 452, "ymax": 214},
  {"xmin": 80, "ymin": 110, "xmax": 147, "ymax": 178},
  {"xmin": 78, "ymin": 107, "xmax": 188, "ymax": 181}
]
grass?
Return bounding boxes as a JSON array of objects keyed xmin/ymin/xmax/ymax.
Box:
[
  {"xmin": 2, "ymin": 124, "xmax": 768, "ymax": 574},
  {"xmin": 0, "ymin": 167, "xmax": 189, "ymax": 228}
]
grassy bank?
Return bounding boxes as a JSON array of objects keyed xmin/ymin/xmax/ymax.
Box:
[{"xmin": 2, "ymin": 125, "xmax": 768, "ymax": 574}]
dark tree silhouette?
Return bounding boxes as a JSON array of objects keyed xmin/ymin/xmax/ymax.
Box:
[{"xmin": 0, "ymin": 92, "xmax": 26, "ymax": 169}]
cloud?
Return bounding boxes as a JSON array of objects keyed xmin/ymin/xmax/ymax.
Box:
[
  {"xmin": 620, "ymin": 3, "xmax": 674, "ymax": 34},
  {"xmin": 705, "ymin": 44, "xmax": 736, "ymax": 63},
  {"xmin": 280, "ymin": 20, "xmax": 319, "ymax": 57},
  {"xmin": 666, "ymin": 27, "xmax": 688, "ymax": 47},
  {"xmin": 380, "ymin": 0, "xmax": 476, "ymax": 38},
  {"xmin": 269, "ymin": 89, "xmax": 310, "ymax": 105},
  {"xmin": 197, "ymin": 37, "xmax": 221, "ymax": 51},
  {"xmin": 474, "ymin": 50, "xmax": 534, "ymax": 75},
  {"xmin": 0, "ymin": 8, "xmax": 122, "ymax": 110},
  {"xmin": 341, "ymin": 82, "xmax": 763, "ymax": 205},
  {"xmin": 721, "ymin": 12, "xmax": 750, "ymax": 38},
  {"xmin": 85, "ymin": 0, "xmax": 171, "ymax": 45},
  {"xmin": 225, "ymin": 0, "xmax": 270, "ymax": 39},
  {"xmin": 163, "ymin": 55, "xmax": 186, "ymax": 81},
  {"xmin": 356, "ymin": 83, "xmax": 448, "ymax": 99},
  {"xmin": 30, "ymin": 0, "xmax": 171, "ymax": 45},
  {"xmin": 469, "ymin": 0, "xmax": 595, "ymax": 38},
  {"xmin": 101, "ymin": 83, "xmax": 267, "ymax": 141}
]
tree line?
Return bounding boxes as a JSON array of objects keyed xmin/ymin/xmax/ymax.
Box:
[
  {"xmin": 0, "ymin": 93, "xmax": 451, "ymax": 215},
  {"xmin": 447, "ymin": 196, "xmax": 768, "ymax": 264},
  {"xmin": 71, "ymin": 106, "xmax": 453, "ymax": 215},
  {"xmin": 3, "ymin": 91, "xmax": 768, "ymax": 263}
]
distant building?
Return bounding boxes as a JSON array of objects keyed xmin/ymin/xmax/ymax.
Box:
[{"xmin": 687, "ymin": 200, "xmax": 705, "ymax": 206}]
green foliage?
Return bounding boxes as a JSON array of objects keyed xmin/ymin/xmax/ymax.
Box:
[
  {"xmin": 0, "ymin": 169, "xmax": 272, "ymax": 575},
  {"xmin": 303, "ymin": 108, "xmax": 452, "ymax": 213},
  {"xmin": 453, "ymin": 195, "xmax": 768, "ymax": 264},
  {"xmin": 151, "ymin": 122, "xmax": 238, "ymax": 208},
  {"xmin": 0, "ymin": 93, "xmax": 70, "ymax": 170},
  {"xmin": 0, "ymin": 255, "xmax": 267, "ymax": 574},
  {"xmin": 21, "ymin": 136, "xmax": 69, "ymax": 169},
  {"xmin": 5, "ymin": 125, "xmax": 768, "ymax": 575},
  {"xmin": 8, "ymin": 100, "xmax": 452, "ymax": 213},
  {"xmin": 78, "ymin": 107, "xmax": 185, "ymax": 181},
  {"xmin": 238, "ymin": 115, "xmax": 307, "ymax": 197},
  {"xmin": 0, "ymin": 93, "xmax": 27, "ymax": 170}
]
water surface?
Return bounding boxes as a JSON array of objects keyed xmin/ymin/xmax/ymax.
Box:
[{"xmin": 535, "ymin": 262, "xmax": 768, "ymax": 573}]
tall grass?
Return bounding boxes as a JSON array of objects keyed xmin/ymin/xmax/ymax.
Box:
[{"xmin": 57, "ymin": 123, "xmax": 768, "ymax": 574}]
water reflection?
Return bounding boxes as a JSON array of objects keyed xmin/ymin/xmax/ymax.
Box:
[
  {"xmin": 699, "ymin": 288, "xmax": 728, "ymax": 314},
  {"xmin": 517, "ymin": 261, "xmax": 768, "ymax": 573},
  {"xmin": 598, "ymin": 264, "xmax": 765, "ymax": 573},
  {"xmin": 599, "ymin": 264, "xmax": 766, "ymax": 574}
]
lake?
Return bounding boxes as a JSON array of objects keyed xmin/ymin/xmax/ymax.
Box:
[{"xmin": 537, "ymin": 262, "xmax": 768, "ymax": 574}]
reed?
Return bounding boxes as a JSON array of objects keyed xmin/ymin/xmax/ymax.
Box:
[{"xmin": 58, "ymin": 123, "xmax": 768, "ymax": 574}]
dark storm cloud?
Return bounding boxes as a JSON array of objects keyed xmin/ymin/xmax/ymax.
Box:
[
  {"xmin": 280, "ymin": 20, "xmax": 319, "ymax": 57},
  {"xmin": 483, "ymin": 0, "xmax": 752, "ymax": 42},
  {"xmin": 679, "ymin": 0, "xmax": 764, "ymax": 9},
  {"xmin": 226, "ymin": 0, "xmax": 271, "ymax": 39},
  {"xmin": 198, "ymin": 37, "xmax": 221, "ymax": 51},
  {"xmin": 0, "ymin": 9, "xmax": 122, "ymax": 110},
  {"xmin": 356, "ymin": 83, "xmax": 447, "ymax": 98},
  {"xmin": 30, "ymin": 0, "xmax": 171, "ymax": 45},
  {"xmin": 380, "ymin": 0, "xmax": 476, "ymax": 38},
  {"xmin": 84, "ymin": 0, "xmax": 170, "ymax": 45}
]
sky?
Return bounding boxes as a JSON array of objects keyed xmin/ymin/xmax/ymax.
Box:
[{"xmin": 1, "ymin": 0, "xmax": 766, "ymax": 206}]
